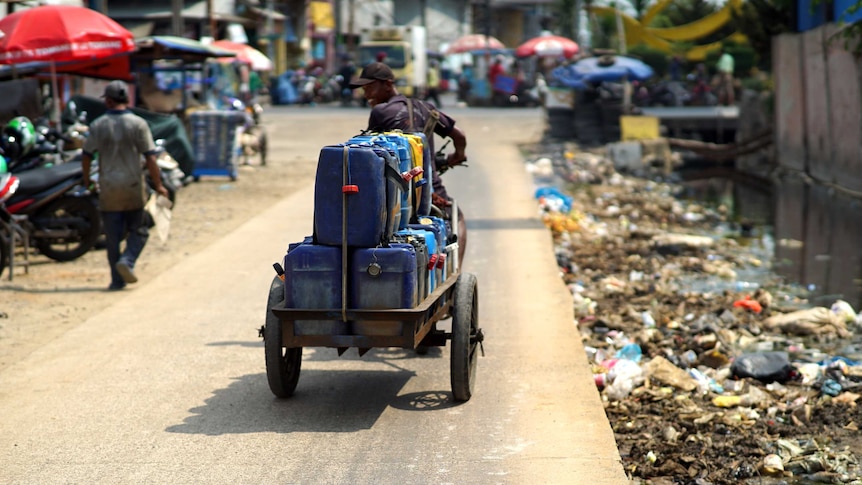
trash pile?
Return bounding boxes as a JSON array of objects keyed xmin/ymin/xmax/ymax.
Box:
[{"xmin": 526, "ymin": 144, "xmax": 862, "ymax": 485}]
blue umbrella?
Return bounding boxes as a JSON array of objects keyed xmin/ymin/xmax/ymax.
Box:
[{"xmin": 552, "ymin": 55, "xmax": 654, "ymax": 89}]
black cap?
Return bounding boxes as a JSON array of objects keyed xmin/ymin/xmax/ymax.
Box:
[
  {"xmin": 349, "ymin": 62, "xmax": 394, "ymax": 89},
  {"xmin": 101, "ymin": 80, "xmax": 129, "ymax": 103}
]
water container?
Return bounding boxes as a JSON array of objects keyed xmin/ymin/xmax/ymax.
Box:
[
  {"xmin": 380, "ymin": 134, "xmax": 413, "ymax": 171},
  {"xmin": 407, "ymin": 222, "xmax": 445, "ymax": 286},
  {"xmin": 396, "ymin": 228, "xmax": 437, "ymax": 292},
  {"xmin": 287, "ymin": 236, "xmax": 314, "ymax": 253},
  {"xmin": 313, "ymin": 144, "xmax": 390, "ymax": 247},
  {"xmin": 408, "ymin": 223, "xmax": 443, "ymax": 254},
  {"xmin": 370, "ymin": 146, "xmax": 403, "ymax": 235},
  {"xmin": 425, "ymin": 215, "xmax": 450, "ymax": 282},
  {"xmin": 345, "ymin": 136, "xmax": 410, "ymax": 230},
  {"xmin": 426, "ymin": 216, "xmax": 454, "ymax": 246},
  {"xmin": 412, "ymin": 133, "xmax": 433, "ymax": 217},
  {"xmin": 391, "ymin": 232, "xmax": 429, "ymax": 301},
  {"xmin": 400, "ymin": 133, "xmax": 429, "ymax": 223},
  {"xmin": 349, "ymin": 245, "xmax": 418, "ymax": 336},
  {"xmin": 283, "ymin": 244, "xmax": 348, "ymax": 335}
]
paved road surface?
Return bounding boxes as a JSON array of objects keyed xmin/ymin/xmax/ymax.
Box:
[{"xmin": 0, "ymin": 105, "xmax": 627, "ymax": 484}]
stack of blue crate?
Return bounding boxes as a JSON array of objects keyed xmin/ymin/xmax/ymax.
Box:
[{"xmin": 189, "ymin": 110, "xmax": 246, "ymax": 181}]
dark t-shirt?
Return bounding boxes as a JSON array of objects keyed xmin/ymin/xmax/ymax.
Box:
[{"xmin": 366, "ymin": 94, "xmax": 457, "ymax": 196}]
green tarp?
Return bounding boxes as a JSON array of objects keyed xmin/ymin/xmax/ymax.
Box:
[{"xmin": 63, "ymin": 95, "xmax": 196, "ymax": 176}]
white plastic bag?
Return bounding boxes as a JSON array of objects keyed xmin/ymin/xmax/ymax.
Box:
[{"xmin": 145, "ymin": 194, "xmax": 172, "ymax": 243}]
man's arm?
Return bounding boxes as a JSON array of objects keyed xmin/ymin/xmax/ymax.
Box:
[
  {"xmin": 81, "ymin": 152, "xmax": 93, "ymax": 189},
  {"xmin": 445, "ymin": 125, "xmax": 467, "ymax": 167},
  {"xmin": 144, "ymin": 153, "xmax": 169, "ymax": 199}
]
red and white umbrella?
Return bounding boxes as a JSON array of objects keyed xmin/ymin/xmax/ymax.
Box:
[
  {"xmin": 445, "ymin": 34, "xmax": 505, "ymax": 55},
  {"xmin": 212, "ymin": 40, "xmax": 273, "ymax": 72},
  {"xmin": 0, "ymin": 5, "xmax": 135, "ymax": 64},
  {"xmin": 515, "ymin": 34, "xmax": 579, "ymax": 59}
]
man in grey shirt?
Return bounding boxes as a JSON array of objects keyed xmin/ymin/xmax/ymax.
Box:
[{"xmin": 82, "ymin": 80, "xmax": 169, "ymax": 291}]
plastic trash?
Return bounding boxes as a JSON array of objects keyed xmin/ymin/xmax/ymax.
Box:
[
  {"xmin": 681, "ymin": 349, "xmax": 698, "ymax": 366},
  {"xmin": 762, "ymin": 307, "xmax": 851, "ymax": 338},
  {"xmin": 645, "ymin": 356, "xmax": 697, "ymax": 391},
  {"xmin": 821, "ymin": 378, "xmax": 842, "ymax": 397},
  {"xmin": 730, "ymin": 352, "xmax": 794, "ymax": 383},
  {"xmin": 615, "ymin": 343, "xmax": 643, "ymax": 362},
  {"xmin": 712, "ymin": 395, "xmax": 743, "ymax": 408},
  {"xmin": 641, "ymin": 311, "xmax": 656, "ymax": 328},
  {"xmin": 830, "ymin": 299, "xmax": 856, "ymax": 323},
  {"xmin": 733, "ymin": 295, "xmax": 763, "ymax": 313},
  {"xmin": 819, "ymin": 356, "xmax": 860, "ymax": 367},
  {"xmin": 534, "ymin": 186, "xmax": 573, "ymax": 213},
  {"xmin": 605, "ymin": 359, "xmax": 644, "ymax": 401},
  {"xmin": 689, "ymin": 368, "xmax": 724, "ymax": 394}
]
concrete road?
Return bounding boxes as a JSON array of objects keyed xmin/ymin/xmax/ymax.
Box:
[{"xmin": 0, "ymin": 104, "xmax": 627, "ymax": 484}]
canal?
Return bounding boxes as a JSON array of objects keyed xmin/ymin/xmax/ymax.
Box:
[{"xmin": 679, "ymin": 167, "xmax": 862, "ymax": 361}]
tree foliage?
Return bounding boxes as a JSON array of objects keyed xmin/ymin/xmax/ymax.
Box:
[
  {"xmin": 732, "ymin": 0, "xmax": 794, "ymax": 68},
  {"xmin": 554, "ymin": 0, "xmax": 578, "ymax": 40}
]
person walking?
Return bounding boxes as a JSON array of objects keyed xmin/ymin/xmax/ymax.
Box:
[
  {"xmin": 349, "ymin": 62, "xmax": 469, "ymax": 265},
  {"xmin": 425, "ymin": 59, "xmax": 442, "ymax": 108},
  {"xmin": 81, "ymin": 80, "xmax": 169, "ymax": 291},
  {"xmin": 716, "ymin": 46, "xmax": 735, "ymax": 105}
]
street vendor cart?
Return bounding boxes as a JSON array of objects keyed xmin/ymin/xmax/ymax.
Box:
[{"xmin": 261, "ymin": 133, "xmax": 483, "ymax": 401}]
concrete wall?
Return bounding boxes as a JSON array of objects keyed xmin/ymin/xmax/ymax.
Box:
[
  {"xmin": 802, "ymin": 28, "xmax": 832, "ymax": 182},
  {"xmin": 826, "ymin": 24, "xmax": 862, "ymax": 192},
  {"xmin": 775, "ymin": 24, "xmax": 862, "ymax": 193},
  {"xmin": 773, "ymin": 33, "xmax": 806, "ymax": 171}
]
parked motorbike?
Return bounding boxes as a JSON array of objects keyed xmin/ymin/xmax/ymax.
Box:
[
  {"xmin": 226, "ymin": 97, "xmax": 267, "ymax": 166},
  {"xmin": 0, "ymin": 171, "xmax": 19, "ymax": 276},
  {"xmin": 0, "ymin": 114, "xmax": 88, "ymax": 174},
  {"xmin": 3, "ymin": 158, "xmax": 101, "ymax": 262}
]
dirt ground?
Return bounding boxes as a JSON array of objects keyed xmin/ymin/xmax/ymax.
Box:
[
  {"xmin": 525, "ymin": 142, "xmax": 862, "ymax": 484},
  {"xmin": 0, "ymin": 123, "xmax": 318, "ymax": 372}
]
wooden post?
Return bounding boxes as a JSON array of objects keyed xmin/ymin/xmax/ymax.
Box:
[
  {"xmin": 171, "ymin": 0, "xmax": 183, "ymax": 37},
  {"xmin": 207, "ymin": 0, "xmax": 217, "ymax": 39}
]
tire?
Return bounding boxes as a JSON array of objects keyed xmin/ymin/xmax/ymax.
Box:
[
  {"xmin": 33, "ymin": 196, "xmax": 101, "ymax": 262},
  {"xmin": 264, "ymin": 276, "xmax": 302, "ymax": 398},
  {"xmin": 450, "ymin": 272, "xmax": 479, "ymax": 402}
]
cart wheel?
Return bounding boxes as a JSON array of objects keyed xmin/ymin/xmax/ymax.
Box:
[
  {"xmin": 450, "ymin": 272, "xmax": 479, "ymax": 402},
  {"xmin": 264, "ymin": 276, "xmax": 302, "ymax": 398}
]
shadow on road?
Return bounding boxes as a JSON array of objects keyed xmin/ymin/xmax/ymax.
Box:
[
  {"xmin": 166, "ymin": 370, "xmax": 411, "ymax": 435},
  {"xmin": 165, "ymin": 366, "xmax": 459, "ymax": 436}
]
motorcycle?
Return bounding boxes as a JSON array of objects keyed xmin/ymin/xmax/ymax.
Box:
[
  {"xmin": 0, "ymin": 172, "xmax": 20, "ymax": 277},
  {"xmin": 2, "ymin": 159, "xmax": 101, "ymax": 262},
  {"xmin": 226, "ymin": 97, "xmax": 267, "ymax": 166}
]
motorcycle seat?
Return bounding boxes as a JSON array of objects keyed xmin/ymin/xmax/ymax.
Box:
[{"xmin": 10, "ymin": 161, "xmax": 83, "ymax": 198}]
